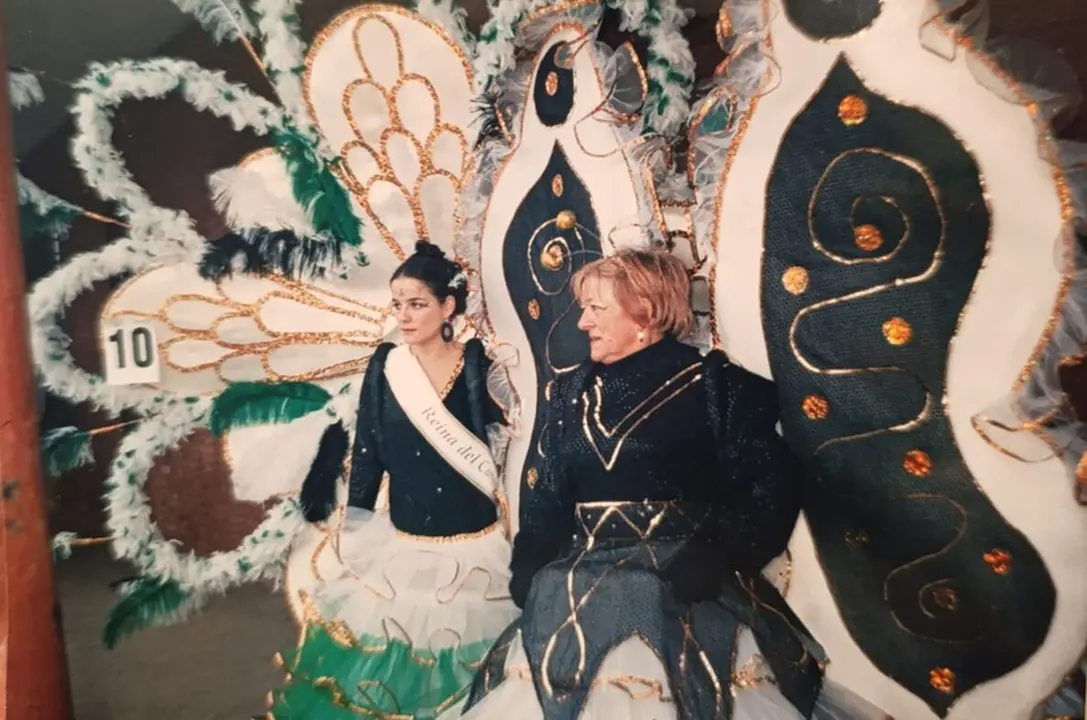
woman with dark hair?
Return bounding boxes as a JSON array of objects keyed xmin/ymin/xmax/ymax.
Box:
[
  {"xmin": 455, "ymin": 248, "xmax": 884, "ymax": 719},
  {"xmin": 269, "ymin": 242, "xmax": 518, "ymax": 720}
]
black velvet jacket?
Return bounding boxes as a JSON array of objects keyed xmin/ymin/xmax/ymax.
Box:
[
  {"xmin": 299, "ymin": 339, "xmax": 504, "ymax": 537},
  {"xmin": 469, "ymin": 336, "xmax": 824, "ymax": 718},
  {"xmin": 510, "ymin": 334, "xmax": 805, "ymax": 602}
]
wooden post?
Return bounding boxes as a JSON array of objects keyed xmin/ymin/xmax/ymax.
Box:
[{"xmin": 0, "ymin": 1, "xmax": 74, "ymax": 718}]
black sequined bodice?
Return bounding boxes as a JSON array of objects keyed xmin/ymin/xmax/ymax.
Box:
[
  {"xmin": 298, "ymin": 339, "xmax": 503, "ymax": 538},
  {"xmin": 554, "ymin": 336, "xmax": 716, "ymax": 503},
  {"xmin": 513, "ymin": 334, "xmax": 804, "ymax": 590},
  {"xmin": 353, "ymin": 365, "xmax": 500, "ymax": 537},
  {"xmin": 480, "ymin": 337, "xmax": 822, "ymax": 719}
]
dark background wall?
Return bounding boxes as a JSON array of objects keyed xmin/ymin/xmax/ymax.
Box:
[{"xmin": 8, "ymin": 0, "xmax": 1087, "ymax": 551}]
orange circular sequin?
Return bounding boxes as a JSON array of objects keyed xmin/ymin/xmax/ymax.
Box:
[
  {"xmin": 838, "ymin": 95, "xmax": 869, "ymax": 126},
  {"xmin": 882, "ymin": 317, "xmax": 913, "ymax": 346},
  {"xmin": 983, "ymin": 548, "xmax": 1012, "ymax": 575},
  {"xmin": 545, "ymin": 71, "xmax": 559, "ymax": 96},
  {"xmin": 551, "ymin": 174, "xmax": 565, "ymax": 197},
  {"xmin": 903, "ymin": 449, "xmax": 932, "ymax": 477},
  {"xmin": 802, "ymin": 394, "xmax": 829, "ymax": 420},
  {"xmin": 528, "ymin": 299, "xmax": 541, "ymax": 320},
  {"xmin": 930, "ymin": 667, "xmax": 955, "ymax": 695},
  {"xmin": 782, "ymin": 266, "xmax": 809, "ymax": 295},
  {"xmin": 541, "ymin": 240, "xmax": 565, "ymax": 271},
  {"xmin": 556, "ymin": 210, "xmax": 577, "ymax": 230},
  {"xmin": 854, "ymin": 224, "xmax": 884, "ymax": 252}
]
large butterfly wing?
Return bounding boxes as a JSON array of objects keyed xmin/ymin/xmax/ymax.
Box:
[
  {"xmin": 701, "ymin": 1, "xmax": 1087, "ymax": 717},
  {"xmin": 283, "ymin": 3, "xmax": 482, "ymax": 625},
  {"xmin": 473, "ymin": 4, "xmax": 666, "ymax": 528}
]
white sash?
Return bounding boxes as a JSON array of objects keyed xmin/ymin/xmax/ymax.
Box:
[{"xmin": 384, "ymin": 345, "xmax": 501, "ymax": 505}]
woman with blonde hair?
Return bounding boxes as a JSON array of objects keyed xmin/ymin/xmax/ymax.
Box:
[{"xmin": 455, "ymin": 248, "xmax": 884, "ymax": 719}]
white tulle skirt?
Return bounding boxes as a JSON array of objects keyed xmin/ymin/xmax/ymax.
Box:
[
  {"xmin": 275, "ymin": 508, "xmax": 519, "ymax": 719},
  {"xmin": 307, "ymin": 507, "xmax": 520, "ymax": 650},
  {"xmin": 444, "ymin": 628, "xmax": 888, "ymax": 720}
]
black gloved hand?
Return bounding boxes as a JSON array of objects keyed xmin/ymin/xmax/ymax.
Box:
[
  {"xmin": 299, "ymin": 422, "xmax": 349, "ymax": 524},
  {"xmin": 662, "ymin": 542, "xmax": 727, "ymax": 605},
  {"xmin": 509, "ymin": 569, "xmax": 533, "ymax": 609}
]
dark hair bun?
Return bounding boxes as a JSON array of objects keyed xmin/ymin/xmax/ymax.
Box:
[
  {"xmin": 414, "ymin": 241, "xmax": 447, "ymax": 260},
  {"xmin": 392, "ymin": 241, "xmax": 469, "ymax": 318}
]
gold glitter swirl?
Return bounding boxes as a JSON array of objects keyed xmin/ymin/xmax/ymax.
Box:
[
  {"xmin": 101, "ymin": 270, "xmax": 389, "ymax": 388},
  {"xmin": 302, "ymin": 4, "xmax": 474, "ymax": 261},
  {"xmin": 238, "ymin": 147, "xmax": 276, "ymax": 169},
  {"xmin": 932, "ymin": 586, "xmax": 959, "ymax": 611},
  {"xmin": 541, "ymin": 240, "xmax": 566, "ymax": 272},
  {"xmin": 733, "ymin": 654, "xmax": 776, "ymax": 691},
  {"xmin": 782, "ymin": 266, "xmax": 809, "ymax": 295},
  {"xmin": 808, "ymin": 150, "xmax": 919, "ymax": 266},
  {"xmin": 395, "ymin": 522, "xmax": 500, "ymax": 543},
  {"xmin": 438, "ymin": 352, "xmax": 465, "ymax": 399}
]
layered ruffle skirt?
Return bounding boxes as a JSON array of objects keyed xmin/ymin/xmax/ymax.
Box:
[
  {"xmin": 270, "ymin": 508, "xmax": 518, "ymax": 719},
  {"xmin": 448, "ymin": 632, "xmax": 888, "ymax": 719},
  {"xmin": 445, "ymin": 501, "xmax": 888, "ymax": 720}
]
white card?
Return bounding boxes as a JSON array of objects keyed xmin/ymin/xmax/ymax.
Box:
[{"xmin": 101, "ymin": 321, "xmax": 162, "ymax": 386}]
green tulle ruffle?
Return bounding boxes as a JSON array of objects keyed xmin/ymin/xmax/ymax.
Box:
[{"xmin": 270, "ymin": 622, "xmax": 490, "ymax": 719}]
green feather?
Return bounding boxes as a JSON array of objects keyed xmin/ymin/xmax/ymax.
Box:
[
  {"xmin": 700, "ymin": 100, "xmax": 734, "ymax": 135},
  {"xmin": 103, "ymin": 577, "xmax": 190, "ymax": 649},
  {"xmin": 271, "ymin": 124, "xmax": 364, "ymax": 251},
  {"xmin": 209, "ymin": 381, "xmax": 332, "ymax": 436},
  {"xmin": 41, "ymin": 426, "xmax": 94, "ymax": 478},
  {"xmin": 18, "ymin": 175, "xmax": 81, "ymax": 241}
]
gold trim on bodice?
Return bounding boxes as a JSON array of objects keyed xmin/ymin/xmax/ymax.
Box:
[{"xmin": 580, "ymin": 362, "xmax": 703, "ymax": 471}]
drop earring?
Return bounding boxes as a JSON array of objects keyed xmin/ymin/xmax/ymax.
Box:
[
  {"xmin": 440, "ymin": 321, "xmax": 454, "ymax": 343},
  {"xmin": 637, "ymin": 329, "xmax": 646, "ymax": 343}
]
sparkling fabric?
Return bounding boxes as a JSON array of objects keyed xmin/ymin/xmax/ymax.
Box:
[
  {"xmin": 478, "ymin": 336, "xmax": 824, "ymax": 718},
  {"xmin": 511, "ymin": 336, "xmax": 804, "ymax": 593},
  {"xmin": 301, "ymin": 339, "xmax": 503, "ymax": 537},
  {"xmin": 761, "ymin": 55, "xmax": 1055, "ymax": 714}
]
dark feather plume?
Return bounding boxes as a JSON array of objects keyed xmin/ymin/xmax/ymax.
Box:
[
  {"xmin": 198, "ymin": 228, "xmax": 343, "ymax": 282},
  {"xmin": 472, "ymin": 83, "xmax": 506, "ymax": 150}
]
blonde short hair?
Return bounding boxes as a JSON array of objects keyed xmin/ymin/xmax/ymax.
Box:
[{"xmin": 572, "ymin": 248, "xmax": 694, "ymax": 338}]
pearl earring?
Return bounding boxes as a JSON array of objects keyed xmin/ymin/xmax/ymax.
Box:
[{"xmin": 637, "ymin": 329, "xmax": 646, "ymax": 343}]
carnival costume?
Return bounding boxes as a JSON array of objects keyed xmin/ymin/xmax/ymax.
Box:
[
  {"xmin": 455, "ymin": 335, "xmax": 884, "ymax": 719},
  {"xmin": 21, "ymin": 0, "xmax": 1087, "ymax": 717},
  {"xmin": 267, "ymin": 337, "xmax": 516, "ymax": 718}
]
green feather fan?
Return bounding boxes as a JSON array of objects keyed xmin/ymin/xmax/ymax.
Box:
[
  {"xmin": 209, "ymin": 381, "xmax": 332, "ymax": 436},
  {"xmin": 272, "ymin": 124, "xmax": 364, "ymax": 253},
  {"xmin": 103, "ymin": 577, "xmax": 191, "ymax": 649},
  {"xmin": 40, "ymin": 426, "xmax": 94, "ymax": 478}
]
